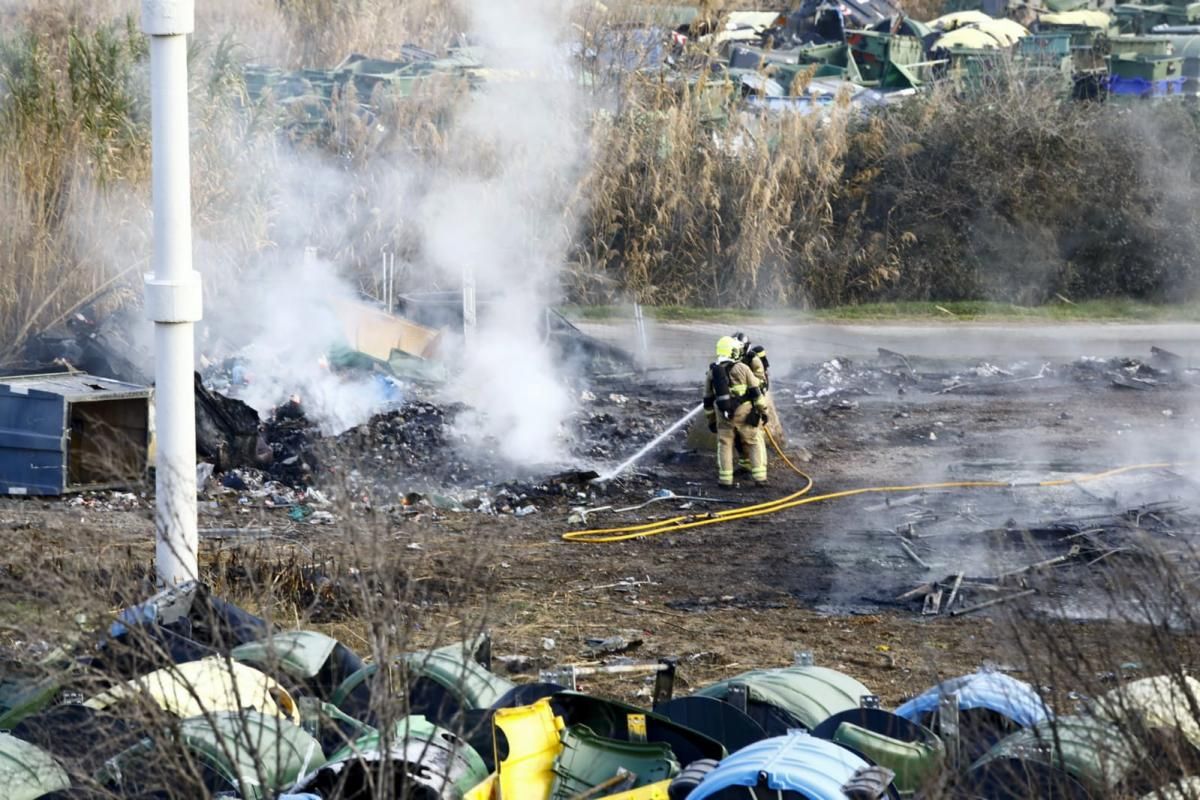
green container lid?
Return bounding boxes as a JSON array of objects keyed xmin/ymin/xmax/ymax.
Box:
[
  {"xmin": 549, "ymin": 724, "xmax": 679, "ymax": 798},
  {"xmin": 330, "ymin": 634, "xmax": 515, "ymax": 721},
  {"xmin": 696, "ymin": 665, "xmax": 873, "ymax": 731},
  {"xmin": 232, "ymin": 630, "xmax": 339, "ymax": 680},
  {"xmin": 1110, "ymin": 35, "xmax": 1175, "ymax": 55},
  {"xmin": 833, "ymin": 722, "xmax": 944, "ymax": 794},
  {"xmin": 1109, "ymin": 53, "xmax": 1184, "ymax": 79},
  {"xmin": 0, "ymin": 733, "xmax": 70, "ymax": 800},
  {"xmin": 970, "ymin": 714, "xmax": 1140, "ymax": 796}
]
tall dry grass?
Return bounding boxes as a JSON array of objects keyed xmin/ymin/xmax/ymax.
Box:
[
  {"xmin": 0, "ymin": 19, "xmax": 150, "ymax": 361},
  {"xmin": 575, "ymin": 76, "xmax": 864, "ymax": 306},
  {"xmin": 4, "ymin": 4, "xmax": 1200, "ymax": 363},
  {"xmin": 276, "ymin": 0, "xmax": 466, "ymax": 66},
  {"xmin": 572, "ymin": 68, "xmax": 1200, "ymax": 308}
]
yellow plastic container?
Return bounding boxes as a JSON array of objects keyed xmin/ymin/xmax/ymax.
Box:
[
  {"xmin": 606, "ymin": 779, "xmax": 672, "ymax": 799},
  {"xmin": 494, "ymin": 697, "xmax": 565, "ymax": 800},
  {"xmin": 464, "ymin": 773, "xmax": 497, "ymax": 800}
]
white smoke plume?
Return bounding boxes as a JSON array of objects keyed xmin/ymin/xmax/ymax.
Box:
[
  {"xmin": 190, "ymin": 0, "xmax": 590, "ymax": 456},
  {"xmin": 419, "ymin": 0, "xmax": 588, "ymax": 466},
  {"xmin": 190, "ymin": 141, "xmax": 416, "ymax": 435},
  {"xmin": 20, "ymin": 0, "xmax": 590, "ymax": 456},
  {"xmin": 203, "ymin": 250, "xmax": 397, "ymax": 435}
]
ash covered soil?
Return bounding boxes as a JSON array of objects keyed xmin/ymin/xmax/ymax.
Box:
[{"xmin": 3, "ymin": 351, "xmax": 1200, "ymax": 704}]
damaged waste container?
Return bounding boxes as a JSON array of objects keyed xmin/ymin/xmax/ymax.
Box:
[
  {"xmin": 331, "ymin": 635, "xmax": 515, "ymax": 727},
  {"xmin": 967, "ymin": 714, "xmax": 1143, "ymax": 799},
  {"xmin": 693, "ymin": 665, "xmax": 874, "ymax": 734},
  {"xmin": 295, "ymin": 714, "xmax": 488, "ymax": 799},
  {"xmin": 0, "ymin": 373, "xmax": 150, "ymax": 495},
  {"xmin": 685, "ymin": 732, "xmax": 896, "ymax": 800},
  {"xmin": 195, "ymin": 373, "xmax": 270, "ymax": 471},
  {"xmin": 894, "ymin": 671, "xmax": 1049, "ymax": 763},
  {"xmin": 0, "ymin": 732, "xmax": 70, "ymax": 800},
  {"xmin": 99, "ymin": 710, "xmax": 325, "ymax": 800},
  {"xmin": 811, "ymin": 707, "xmax": 944, "ymax": 794}
]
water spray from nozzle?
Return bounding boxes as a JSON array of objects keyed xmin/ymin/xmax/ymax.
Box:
[{"xmin": 593, "ymin": 403, "xmax": 704, "ymax": 484}]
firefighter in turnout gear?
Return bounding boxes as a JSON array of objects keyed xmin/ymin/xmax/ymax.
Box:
[
  {"xmin": 733, "ymin": 331, "xmax": 769, "ymax": 390},
  {"xmin": 731, "ymin": 331, "xmax": 771, "ymax": 475},
  {"xmin": 704, "ymin": 336, "xmax": 769, "ymax": 487}
]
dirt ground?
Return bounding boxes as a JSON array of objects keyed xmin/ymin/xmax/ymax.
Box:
[{"xmin": 3, "ymin": 345, "xmax": 1199, "ymax": 709}]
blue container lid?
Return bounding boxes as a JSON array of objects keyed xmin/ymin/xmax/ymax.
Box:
[
  {"xmin": 687, "ymin": 732, "xmax": 873, "ymax": 800},
  {"xmin": 894, "ymin": 671, "xmax": 1050, "ymax": 729}
]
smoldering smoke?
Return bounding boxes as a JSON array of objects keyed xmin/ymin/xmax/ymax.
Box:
[{"xmin": 421, "ymin": 0, "xmax": 588, "ymax": 466}]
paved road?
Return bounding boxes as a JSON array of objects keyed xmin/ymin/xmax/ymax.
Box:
[{"xmin": 576, "ymin": 319, "xmax": 1200, "ymax": 378}]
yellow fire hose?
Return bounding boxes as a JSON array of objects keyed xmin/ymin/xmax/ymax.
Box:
[{"xmin": 563, "ymin": 429, "xmax": 1179, "ymax": 544}]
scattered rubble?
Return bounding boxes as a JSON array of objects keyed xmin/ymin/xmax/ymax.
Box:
[
  {"xmin": 790, "ymin": 351, "xmax": 1193, "ymax": 406},
  {"xmin": 892, "ymin": 501, "xmax": 1200, "ymax": 617}
]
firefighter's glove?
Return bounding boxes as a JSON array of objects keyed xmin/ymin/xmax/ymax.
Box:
[
  {"xmin": 759, "ymin": 409, "xmax": 769, "ymax": 426},
  {"xmin": 708, "ymin": 421, "xmax": 717, "ymax": 434},
  {"xmin": 746, "ymin": 409, "xmax": 761, "ymax": 427}
]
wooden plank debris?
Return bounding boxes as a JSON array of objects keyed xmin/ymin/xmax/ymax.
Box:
[
  {"xmin": 945, "ymin": 572, "xmax": 964, "ymax": 611},
  {"xmin": 949, "ymin": 589, "xmax": 1037, "ymax": 617}
]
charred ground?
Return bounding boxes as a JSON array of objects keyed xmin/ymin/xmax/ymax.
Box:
[{"xmin": 2, "ymin": 348, "xmax": 1199, "ymax": 706}]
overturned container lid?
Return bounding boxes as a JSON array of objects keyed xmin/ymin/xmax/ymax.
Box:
[{"xmin": 694, "ymin": 665, "xmax": 874, "ymax": 735}]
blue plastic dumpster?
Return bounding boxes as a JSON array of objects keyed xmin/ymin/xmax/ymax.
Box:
[{"xmin": 0, "ymin": 373, "xmax": 151, "ymax": 495}]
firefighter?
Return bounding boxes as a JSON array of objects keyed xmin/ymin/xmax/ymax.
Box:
[
  {"xmin": 732, "ymin": 331, "xmax": 772, "ymax": 473},
  {"xmin": 704, "ymin": 336, "xmax": 769, "ymax": 488},
  {"xmin": 733, "ymin": 331, "xmax": 770, "ymax": 389}
]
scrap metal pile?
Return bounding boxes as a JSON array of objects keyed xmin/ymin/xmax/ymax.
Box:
[
  {"xmin": 234, "ymin": 1, "xmax": 1200, "ymax": 140},
  {"xmin": 662, "ymin": 2, "xmax": 1200, "ymax": 103},
  {"xmin": 3, "ymin": 581, "xmax": 1200, "ymax": 799},
  {"xmin": 241, "ymin": 49, "xmax": 486, "ymax": 137}
]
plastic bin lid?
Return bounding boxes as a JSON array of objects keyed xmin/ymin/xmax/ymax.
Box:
[
  {"xmin": 894, "ymin": 671, "xmax": 1049, "ymax": 728},
  {"xmin": 687, "ymin": 732, "xmax": 873, "ymax": 800}
]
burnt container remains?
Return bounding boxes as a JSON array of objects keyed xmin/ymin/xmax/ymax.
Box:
[{"xmin": 0, "ymin": 373, "xmax": 151, "ymax": 495}]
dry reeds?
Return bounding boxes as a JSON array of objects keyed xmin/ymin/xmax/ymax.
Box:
[{"xmin": 4, "ymin": 5, "xmax": 1200, "ymax": 364}]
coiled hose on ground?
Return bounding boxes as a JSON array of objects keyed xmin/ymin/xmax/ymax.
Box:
[{"xmin": 563, "ymin": 429, "xmax": 1177, "ymax": 544}]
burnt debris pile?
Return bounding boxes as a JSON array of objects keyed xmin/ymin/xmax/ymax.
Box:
[
  {"xmin": 787, "ymin": 347, "xmax": 1194, "ymax": 406},
  {"xmin": 262, "ymin": 398, "xmax": 322, "ymax": 486},
  {"xmin": 1, "ymin": 296, "xmax": 646, "ymax": 491},
  {"xmin": 890, "ymin": 501, "xmax": 1200, "ymax": 617},
  {"xmin": 188, "ymin": 378, "xmax": 688, "ymax": 517}
]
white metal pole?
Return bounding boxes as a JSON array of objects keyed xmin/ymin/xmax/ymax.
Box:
[
  {"xmin": 380, "ymin": 250, "xmax": 386, "ymax": 305},
  {"xmin": 388, "ymin": 252, "xmax": 395, "ymax": 314},
  {"xmin": 143, "ymin": 0, "xmax": 200, "ymax": 586},
  {"xmin": 634, "ymin": 301, "xmax": 647, "ymax": 357}
]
